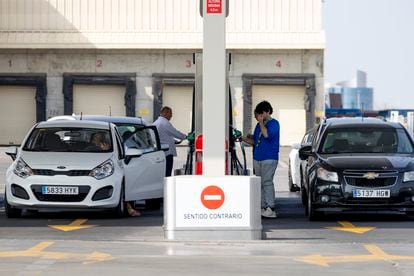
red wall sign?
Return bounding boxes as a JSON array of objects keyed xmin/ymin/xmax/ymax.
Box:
[
  {"xmin": 201, "ymin": 185, "xmax": 225, "ymax": 210},
  {"xmin": 207, "ymin": 0, "xmax": 222, "ymax": 14}
]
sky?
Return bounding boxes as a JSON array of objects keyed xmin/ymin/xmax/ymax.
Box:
[{"xmin": 323, "ymin": 0, "xmax": 414, "ymax": 109}]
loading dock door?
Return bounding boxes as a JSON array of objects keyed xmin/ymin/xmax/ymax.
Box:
[
  {"xmin": 73, "ymin": 85, "xmax": 126, "ymax": 116},
  {"xmin": 252, "ymin": 85, "xmax": 306, "ymax": 146},
  {"xmin": 162, "ymin": 85, "xmax": 193, "ymax": 135},
  {"xmin": 0, "ymin": 86, "xmax": 36, "ymax": 145}
]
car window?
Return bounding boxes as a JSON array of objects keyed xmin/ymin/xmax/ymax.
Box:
[
  {"xmin": 114, "ymin": 123, "xmax": 145, "ymax": 140},
  {"xmin": 320, "ymin": 127, "xmax": 414, "ymax": 154},
  {"xmin": 125, "ymin": 128, "xmax": 158, "ymax": 152},
  {"xmin": 23, "ymin": 127, "xmax": 113, "ymax": 153},
  {"xmin": 396, "ymin": 129, "xmax": 414, "ymax": 153}
]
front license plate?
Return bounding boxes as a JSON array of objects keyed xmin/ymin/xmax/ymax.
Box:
[
  {"xmin": 41, "ymin": 186, "xmax": 79, "ymax": 195},
  {"xmin": 352, "ymin": 189, "xmax": 390, "ymax": 198}
]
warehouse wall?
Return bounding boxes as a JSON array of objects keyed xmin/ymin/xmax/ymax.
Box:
[
  {"xmin": 0, "ymin": 49, "xmax": 324, "ymax": 130},
  {"xmin": 0, "ymin": 0, "xmax": 324, "ymax": 49}
]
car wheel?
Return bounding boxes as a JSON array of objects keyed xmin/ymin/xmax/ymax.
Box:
[
  {"xmin": 4, "ymin": 191, "xmax": 22, "ymax": 218},
  {"xmin": 146, "ymin": 198, "xmax": 162, "ymax": 210},
  {"xmin": 112, "ymin": 184, "xmax": 126, "ymax": 218},
  {"xmin": 288, "ymin": 162, "xmax": 299, "ymax": 192},
  {"xmin": 288, "ymin": 160, "xmax": 296, "ymax": 192},
  {"xmin": 307, "ymin": 190, "xmax": 320, "ymax": 221},
  {"xmin": 301, "ymin": 185, "xmax": 307, "ymax": 206}
]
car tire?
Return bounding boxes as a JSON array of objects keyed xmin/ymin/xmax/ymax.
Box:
[
  {"xmin": 288, "ymin": 160, "xmax": 296, "ymax": 192},
  {"xmin": 307, "ymin": 190, "xmax": 320, "ymax": 221},
  {"xmin": 111, "ymin": 184, "xmax": 126, "ymax": 218},
  {"xmin": 146, "ymin": 198, "xmax": 162, "ymax": 210},
  {"xmin": 4, "ymin": 191, "xmax": 22, "ymax": 218},
  {"xmin": 301, "ymin": 185, "xmax": 307, "ymax": 206},
  {"xmin": 288, "ymin": 161, "xmax": 299, "ymax": 192}
]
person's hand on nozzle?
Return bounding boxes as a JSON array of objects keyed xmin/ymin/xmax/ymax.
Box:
[
  {"xmin": 186, "ymin": 132, "xmax": 195, "ymax": 142},
  {"xmin": 242, "ymin": 134, "xmax": 254, "ymax": 145}
]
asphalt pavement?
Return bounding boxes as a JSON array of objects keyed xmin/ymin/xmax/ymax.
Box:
[{"xmin": 1, "ymin": 146, "xmax": 414, "ymax": 275}]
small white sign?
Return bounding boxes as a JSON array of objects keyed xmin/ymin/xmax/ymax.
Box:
[{"xmin": 175, "ymin": 177, "xmax": 251, "ymax": 227}]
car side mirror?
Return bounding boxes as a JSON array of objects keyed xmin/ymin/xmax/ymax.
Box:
[
  {"xmin": 299, "ymin": 145, "xmax": 313, "ymax": 160},
  {"xmin": 5, "ymin": 146, "xmax": 18, "ymax": 161},
  {"xmin": 161, "ymin": 143, "xmax": 169, "ymax": 152},
  {"xmin": 125, "ymin": 148, "xmax": 144, "ymax": 157},
  {"xmin": 291, "ymin": 143, "xmax": 301, "ymax": 150},
  {"xmin": 124, "ymin": 148, "xmax": 144, "ymax": 164}
]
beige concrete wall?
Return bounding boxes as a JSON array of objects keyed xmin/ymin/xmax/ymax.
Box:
[
  {"xmin": 0, "ymin": 49, "xmax": 324, "ymax": 129},
  {"xmin": 0, "ymin": 0, "xmax": 325, "ymax": 49}
]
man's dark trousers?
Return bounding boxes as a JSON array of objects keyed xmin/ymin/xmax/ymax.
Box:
[{"xmin": 165, "ymin": 154, "xmax": 174, "ymax": 177}]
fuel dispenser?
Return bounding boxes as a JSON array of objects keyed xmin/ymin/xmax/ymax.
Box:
[
  {"xmin": 164, "ymin": 0, "xmax": 261, "ymax": 241},
  {"xmin": 194, "ymin": 134, "xmax": 230, "ymax": 175},
  {"xmin": 181, "ymin": 85, "xmax": 249, "ymax": 176}
]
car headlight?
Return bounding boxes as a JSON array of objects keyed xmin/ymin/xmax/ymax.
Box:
[
  {"xmin": 89, "ymin": 160, "xmax": 114, "ymax": 180},
  {"xmin": 13, "ymin": 159, "xmax": 33, "ymax": 179},
  {"xmin": 403, "ymin": 171, "xmax": 414, "ymax": 182},
  {"xmin": 317, "ymin": 167, "xmax": 338, "ymax": 182}
]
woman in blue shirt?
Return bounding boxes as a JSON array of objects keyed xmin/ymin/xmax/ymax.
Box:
[{"xmin": 243, "ymin": 101, "xmax": 280, "ymax": 218}]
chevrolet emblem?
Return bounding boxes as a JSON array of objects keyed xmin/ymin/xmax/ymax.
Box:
[{"xmin": 363, "ymin": 172, "xmax": 379, "ymax": 180}]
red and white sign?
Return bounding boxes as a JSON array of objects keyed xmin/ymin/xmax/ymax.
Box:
[
  {"xmin": 174, "ymin": 177, "xmax": 252, "ymax": 227},
  {"xmin": 201, "ymin": 185, "xmax": 225, "ymax": 209},
  {"xmin": 207, "ymin": 0, "xmax": 222, "ymax": 14}
]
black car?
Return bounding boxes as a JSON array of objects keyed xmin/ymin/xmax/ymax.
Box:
[{"xmin": 299, "ymin": 117, "xmax": 414, "ymax": 220}]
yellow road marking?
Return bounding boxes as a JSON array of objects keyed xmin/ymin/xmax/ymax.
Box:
[
  {"xmin": 297, "ymin": 244, "xmax": 414, "ymax": 267},
  {"xmin": 27, "ymin": 241, "xmax": 54, "ymax": 252},
  {"xmin": 326, "ymin": 221, "xmax": 376, "ymax": 234},
  {"xmin": 83, "ymin": 251, "xmax": 114, "ymax": 264},
  {"xmin": 48, "ymin": 219, "xmax": 97, "ymax": 232},
  {"xmin": 0, "ymin": 241, "xmax": 114, "ymax": 264},
  {"xmin": 0, "ymin": 241, "xmax": 75, "ymax": 259}
]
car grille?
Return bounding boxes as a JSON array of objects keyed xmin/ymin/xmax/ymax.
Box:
[
  {"xmin": 32, "ymin": 169, "xmax": 90, "ymax": 177},
  {"xmin": 343, "ymin": 170, "xmax": 398, "ymax": 188},
  {"xmin": 345, "ymin": 177, "xmax": 397, "ymax": 187},
  {"xmin": 31, "ymin": 185, "xmax": 90, "ymax": 202}
]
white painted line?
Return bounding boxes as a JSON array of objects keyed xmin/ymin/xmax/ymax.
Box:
[{"xmin": 204, "ymin": 195, "xmax": 222, "ymax": 201}]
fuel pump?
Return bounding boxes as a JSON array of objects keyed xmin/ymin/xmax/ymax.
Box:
[
  {"xmin": 164, "ymin": 0, "xmax": 261, "ymax": 240},
  {"xmin": 183, "ymin": 83, "xmax": 248, "ymax": 175}
]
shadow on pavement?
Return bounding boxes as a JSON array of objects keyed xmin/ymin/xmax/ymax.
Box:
[{"xmin": 0, "ymin": 194, "xmax": 413, "ymax": 229}]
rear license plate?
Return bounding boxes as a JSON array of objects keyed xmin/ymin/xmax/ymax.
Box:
[
  {"xmin": 352, "ymin": 189, "xmax": 390, "ymax": 198},
  {"xmin": 41, "ymin": 186, "xmax": 79, "ymax": 195}
]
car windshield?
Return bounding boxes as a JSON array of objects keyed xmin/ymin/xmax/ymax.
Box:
[
  {"xmin": 320, "ymin": 127, "xmax": 414, "ymax": 154},
  {"xmin": 23, "ymin": 127, "xmax": 113, "ymax": 152}
]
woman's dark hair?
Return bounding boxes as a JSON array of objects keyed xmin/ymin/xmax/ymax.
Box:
[{"xmin": 254, "ymin": 101, "xmax": 273, "ymax": 115}]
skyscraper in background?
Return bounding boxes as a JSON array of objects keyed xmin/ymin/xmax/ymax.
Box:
[{"xmin": 328, "ymin": 70, "xmax": 374, "ymax": 110}]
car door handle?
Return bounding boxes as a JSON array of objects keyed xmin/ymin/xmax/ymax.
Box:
[{"xmin": 154, "ymin": 158, "xmax": 164, "ymax": 163}]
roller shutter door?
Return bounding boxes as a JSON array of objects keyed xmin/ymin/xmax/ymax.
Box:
[
  {"xmin": 162, "ymin": 85, "xmax": 193, "ymax": 135},
  {"xmin": 252, "ymin": 85, "xmax": 306, "ymax": 146},
  {"xmin": 0, "ymin": 86, "xmax": 36, "ymax": 145},
  {"xmin": 73, "ymin": 85, "xmax": 126, "ymax": 116}
]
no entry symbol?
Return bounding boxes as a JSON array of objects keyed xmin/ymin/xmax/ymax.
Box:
[{"xmin": 201, "ymin": 185, "xmax": 225, "ymax": 210}]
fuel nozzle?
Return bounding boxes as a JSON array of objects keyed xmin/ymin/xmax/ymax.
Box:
[
  {"xmin": 232, "ymin": 128, "xmax": 242, "ymax": 141},
  {"xmin": 186, "ymin": 132, "xmax": 195, "ymax": 142}
]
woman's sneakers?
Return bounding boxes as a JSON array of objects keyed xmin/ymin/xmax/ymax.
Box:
[{"xmin": 261, "ymin": 207, "xmax": 277, "ymax": 218}]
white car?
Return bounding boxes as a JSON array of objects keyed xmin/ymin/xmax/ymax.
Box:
[
  {"xmin": 4, "ymin": 119, "xmax": 165, "ymax": 218},
  {"xmin": 288, "ymin": 131, "xmax": 314, "ymax": 193},
  {"xmin": 49, "ymin": 114, "xmax": 167, "ymax": 209}
]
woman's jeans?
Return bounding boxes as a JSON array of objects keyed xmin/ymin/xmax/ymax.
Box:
[{"xmin": 253, "ymin": 159, "xmax": 278, "ymax": 209}]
